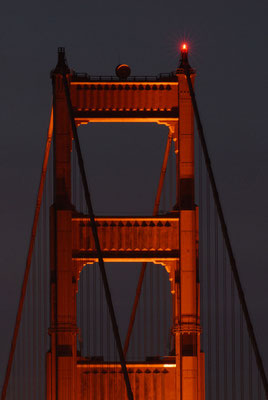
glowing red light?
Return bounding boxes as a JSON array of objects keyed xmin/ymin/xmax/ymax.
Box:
[{"xmin": 181, "ymin": 43, "xmax": 188, "ymax": 53}]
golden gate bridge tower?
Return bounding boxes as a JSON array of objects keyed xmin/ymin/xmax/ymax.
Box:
[
  {"xmin": 47, "ymin": 45, "xmax": 204, "ymax": 400},
  {"xmin": 1, "ymin": 45, "xmax": 267, "ymax": 400}
]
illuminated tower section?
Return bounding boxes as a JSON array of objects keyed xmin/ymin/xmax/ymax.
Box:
[
  {"xmin": 173, "ymin": 44, "xmax": 205, "ymax": 399},
  {"xmin": 46, "ymin": 45, "xmax": 205, "ymax": 400},
  {"xmin": 47, "ymin": 51, "xmax": 78, "ymax": 400}
]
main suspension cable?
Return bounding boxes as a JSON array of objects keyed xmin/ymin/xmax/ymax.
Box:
[
  {"xmin": 183, "ymin": 62, "xmax": 268, "ymax": 398},
  {"xmin": 62, "ymin": 74, "xmax": 133, "ymax": 400}
]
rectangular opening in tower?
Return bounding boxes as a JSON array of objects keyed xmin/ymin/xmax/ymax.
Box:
[
  {"xmin": 74, "ymin": 123, "xmax": 176, "ymax": 215},
  {"xmin": 77, "ymin": 262, "xmax": 173, "ymax": 364}
]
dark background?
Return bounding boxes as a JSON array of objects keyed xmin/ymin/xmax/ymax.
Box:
[{"xmin": 0, "ymin": 0, "xmax": 267, "ymax": 387}]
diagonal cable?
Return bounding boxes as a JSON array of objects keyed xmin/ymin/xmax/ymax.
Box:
[{"xmin": 1, "ymin": 107, "xmax": 53, "ymax": 400}]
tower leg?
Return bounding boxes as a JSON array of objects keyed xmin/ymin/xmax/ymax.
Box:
[
  {"xmin": 172, "ymin": 54, "xmax": 205, "ymax": 399},
  {"xmin": 47, "ymin": 48, "xmax": 77, "ymax": 400},
  {"xmin": 47, "ymin": 208, "xmax": 78, "ymax": 400}
]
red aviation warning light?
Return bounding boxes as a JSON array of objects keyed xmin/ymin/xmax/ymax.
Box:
[
  {"xmin": 177, "ymin": 42, "xmax": 191, "ymax": 70},
  {"xmin": 181, "ymin": 43, "xmax": 188, "ymax": 53}
]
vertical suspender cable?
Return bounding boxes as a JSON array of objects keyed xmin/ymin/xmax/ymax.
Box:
[
  {"xmin": 144, "ymin": 270, "xmax": 147, "ymax": 359},
  {"xmin": 150, "ymin": 264, "xmax": 153, "ymax": 356},
  {"xmin": 62, "ymin": 74, "xmax": 133, "ymax": 400},
  {"xmin": 38, "ymin": 222, "xmax": 42, "ymax": 397},
  {"xmin": 198, "ymin": 140, "xmax": 203, "ymax": 351},
  {"xmin": 80, "ymin": 270, "xmax": 84, "ymax": 355},
  {"xmin": 26, "ymin": 289, "xmax": 31, "ymax": 400},
  {"xmin": 214, "ymin": 208, "xmax": 219, "ymax": 399},
  {"xmin": 13, "ymin": 343, "xmax": 16, "ymax": 400},
  {"xmin": 169, "ymin": 143, "xmax": 173, "ymax": 210},
  {"xmin": 22, "ymin": 298, "xmax": 26, "ymax": 400},
  {"xmin": 183, "ymin": 64, "xmax": 268, "ymax": 398},
  {"xmin": 36, "ymin": 228, "xmax": 39, "ymax": 397},
  {"xmin": 231, "ymin": 274, "xmax": 236, "ymax": 399},
  {"xmin": 19, "ymin": 325, "xmax": 23, "ymax": 398},
  {"xmin": 12, "ymin": 353, "xmax": 16, "ymax": 400},
  {"xmin": 131, "ymin": 304, "xmax": 135, "ymax": 360},
  {"xmin": 32, "ymin": 251, "xmax": 37, "ymax": 400},
  {"xmin": 206, "ymin": 174, "xmax": 212, "ymax": 400},
  {"xmin": 43, "ymin": 177, "xmax": 48, "ymax": 383},
  {"xmin": 156, "ymin": 266, "xmax": 160, "ymax": 355},
  {"xmin": 258, "ymin": 372, "xmax": 262, "ymax": 400},
  {"xmin": 249, "ymin": 340, "xmax": 253, "ymax": 400},
  {"xmin": 162, "ymin": 172, "xmax": 166, "ymax": 212},
  {"xmin": 100, "ymin": 268, "xmax": 104, "ymax": 358},
  {"xmin": 72, "ymin": 144, "xmax": 77, "ymax": 206},
  {"xmin": 79, "ymin": 161, "xmax": 83, "ymax": 210},
  {"xmin": 93, "ymin": 264, "xmax": 96, "ymax": 357},
  {"xmin": 1, "ymin": 107, "xmax": 53, "ymax": 400},
  {"xmin": 79, "ymin": 178, "xmax": 84, "ymax": 356},
  {"xmin": 240, "ymin": 306, "xmax": 244, "ymax": 400},
  {"xmin": 223, "ymin": 243, "xmax": 228, "ymax": 400},
  {"xmin": 137, "ymin": 291, "xmax": 141, "ymax": 360},
  {"xmin": 106, "ymin": 297, "xmax": 110, "ymax": 399},
  {"xmin": 163, "ymin": 268, "xmax": 167, "ymax": 354},
  {"xmin": 99, "ymin": 270, "xmax": 102, "ymax": 396},
  {"xmin": 87, "ymin": 266, "xmax": 90, "ymax": 357}
]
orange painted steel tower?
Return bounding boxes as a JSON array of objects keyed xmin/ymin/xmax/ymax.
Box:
[{"xmin": 46, "ymin": 46, "xmax": 205, "ymax": 399}]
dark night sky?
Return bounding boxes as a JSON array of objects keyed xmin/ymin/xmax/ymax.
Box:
[{"xmin": 0, "ymin": 0, "xmax": 267, "ymax": 387}]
